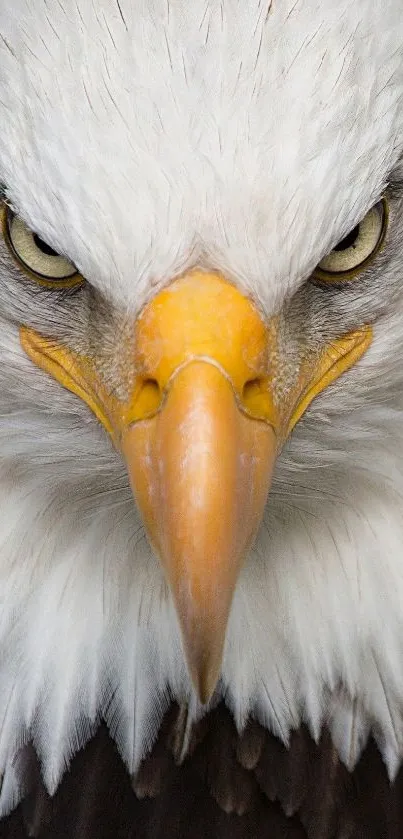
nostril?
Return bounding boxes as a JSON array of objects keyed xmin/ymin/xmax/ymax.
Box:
[
  {"xmin": 241, "ymin": 377, "xmax": 271, "ymax": 419},
  {"xmin": 142, "ymin": 378, "xmax": 160, "ymax": 398},
  {"xmin": 242, "ymin": 378, "xmax": 263, "ymax": 404},
  {"xmin": 134, "ymin": 377, "xmax": 162, "ymax": 419}
]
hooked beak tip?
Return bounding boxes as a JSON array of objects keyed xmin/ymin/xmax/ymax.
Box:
[
  {"xmin": 195, "ymin": 675, "xmax": 217, "ymax": 706},
  {"xmin": 187, "ymin": 640, "xmax": 223, "ymax": 705}
]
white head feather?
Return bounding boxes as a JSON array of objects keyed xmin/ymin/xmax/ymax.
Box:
[{"xmin": 0, "ymin": 0, "xmax": 402, "ymax": 814}]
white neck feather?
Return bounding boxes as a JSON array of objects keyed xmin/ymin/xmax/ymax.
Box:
[{"xmin": 1, "ymin": 341, "xmax": 403, "ymax": 815}]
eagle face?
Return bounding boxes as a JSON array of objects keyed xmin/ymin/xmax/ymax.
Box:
[{"xmin": 0, "ymin": 0, "xmax": 402, "ymax": 810}]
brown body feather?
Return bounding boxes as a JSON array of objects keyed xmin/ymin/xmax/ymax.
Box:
[{"xmin": 0, "ymin": 703, "xmax": 402, "ymax": 838}]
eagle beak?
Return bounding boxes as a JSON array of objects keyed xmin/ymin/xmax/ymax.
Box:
[
  {"xmin": 123, "ymin": 365, "xmax": 276, "ymax": 703},
  {"xmin": 20, "ymin": 271, "xmax": 372, "ymax": 703},
  {"xmin": 122, "ymin": 273, "xmax": 277, "ymax": 702}
]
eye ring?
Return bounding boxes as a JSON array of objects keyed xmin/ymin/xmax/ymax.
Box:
[
  {"xmin": 313, "ymin": 197, "xmax": 388, "ymax": 283},
  {"xmin": 1, "ymin": 205, "xmax": 83, "ymax": 289}
]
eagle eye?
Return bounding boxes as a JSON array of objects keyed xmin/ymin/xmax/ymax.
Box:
[
  {"xmin": 2, "ymin": 206, "xmax": 82, "ymax": 288},
  {"xmin": 314, "ymin": 198, "xmax": 388, "ymax": 281}
]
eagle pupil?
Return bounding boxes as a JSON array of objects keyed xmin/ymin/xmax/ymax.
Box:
[
  {"xmin": 33, "ymin": 233, "xmax": 58, "ymax": 257},
  {"xmin": 334, "ymin": 225, "xmax": 360, "ymax": 252}
]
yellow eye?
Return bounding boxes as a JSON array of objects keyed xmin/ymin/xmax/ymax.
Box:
[
  {"xmin": 2, "ymin": 206, "xmax": 82, "ymax": 288},
  {"xmin": 314, "ymin": 198, "xmax": 388, "ymax": 281}
]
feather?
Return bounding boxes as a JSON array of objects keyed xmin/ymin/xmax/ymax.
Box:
[
  {"xmin": 0, "ymin": 0, "xmax": 402, "ymax": 829},
  {"xmin": 2, "ymin": 706, "xmax": 403, "ymax": 838}
]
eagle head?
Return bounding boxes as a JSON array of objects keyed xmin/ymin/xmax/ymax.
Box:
[{"xmin": 0, "ymin": 0, "xmax": 402, "ymax": 807}]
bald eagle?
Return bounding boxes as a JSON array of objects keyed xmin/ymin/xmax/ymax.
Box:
[{"xmin": 0, "ymin": 0, "xmax": 402, "ymax": 836}]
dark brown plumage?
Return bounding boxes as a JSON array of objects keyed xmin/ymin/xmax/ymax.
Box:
[{"xmin": 1, "ymin": 704, "xmax": 402, "ymax": 838}]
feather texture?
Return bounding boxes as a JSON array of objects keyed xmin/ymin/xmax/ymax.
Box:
[
  {"xmin": 1, "ymin": 705, "xmax": 403, "ymax": 838},
  {"xmin": 0, "ymin": 0, "xmax": 402, "ymax": 821},
  {"xmin": 0, "ymin": 0, "xmax": 402, "ymax": 307}
]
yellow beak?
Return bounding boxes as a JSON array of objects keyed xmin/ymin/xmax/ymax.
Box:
[
  {"xmin": 122, "ymin": 272, "xmax": 278, "ymax": 702},
  {"xmin": 123, "ymin": 364, "xmax": 276, "ymax": 701},
  {"xmin": 20, "ymin": 271, "xmax": 372, "ymax": 702}
]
